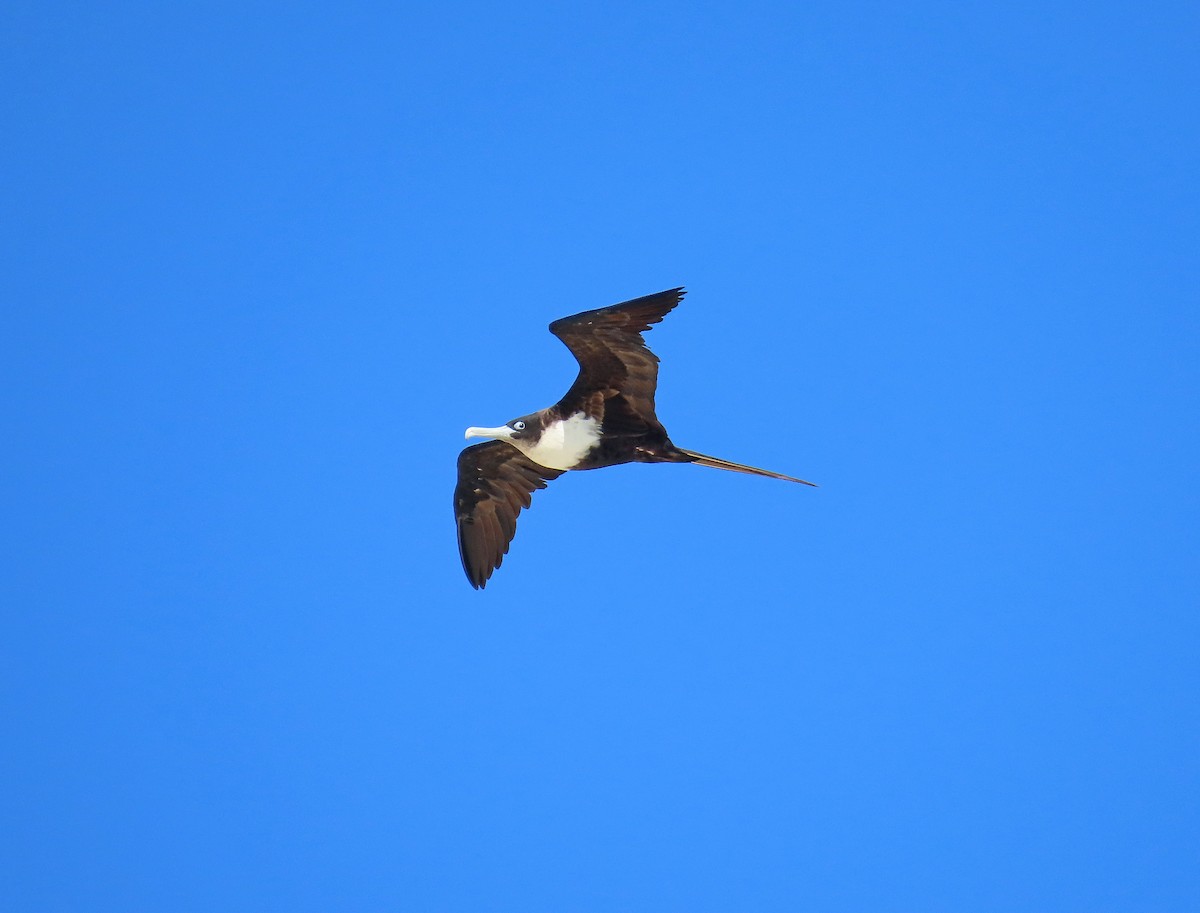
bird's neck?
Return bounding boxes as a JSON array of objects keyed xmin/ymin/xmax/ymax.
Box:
[{"xmin": 516, "ymin": 412, "xmax": 601, "ymax": 470}]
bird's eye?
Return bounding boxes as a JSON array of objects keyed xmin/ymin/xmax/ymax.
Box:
[{"xmin": 513, "ymin": 421, "xmax": 526, "ymax": 431}]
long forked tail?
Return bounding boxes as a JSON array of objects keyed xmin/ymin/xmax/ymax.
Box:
[{"xmin": 677, "ymin": 448, "xmax": 817, "ymax": 486}]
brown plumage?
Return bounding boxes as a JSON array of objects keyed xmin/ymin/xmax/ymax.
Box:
[
  {"xmin": 454, "ymin": 288, "xmax": 814, "ymax": 589},
  {"xmin": 548, "ymin": 287, "xmax": 683, "ymax": 437},
  {"xmin": 454, "ymin": 443, "xmax": 563, "ymax": 590}
]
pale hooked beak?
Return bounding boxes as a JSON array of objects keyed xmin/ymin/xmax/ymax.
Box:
[{"xmin": 464, "ymin": 425, "xmax": 513, "ymax": 441}]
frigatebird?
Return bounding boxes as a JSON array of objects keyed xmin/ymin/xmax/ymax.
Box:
[{"xmin": 454, "ymin": 287, "xmax": 815, "ymax": 589}]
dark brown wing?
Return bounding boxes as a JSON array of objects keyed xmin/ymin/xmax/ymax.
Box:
[
  {"xmin": 549, "ymin": 287, "xmax": 685, "ymax": 429},
  {"xmin": 454, "ymin": 440, "xmax": 564, "ymax": 589}
]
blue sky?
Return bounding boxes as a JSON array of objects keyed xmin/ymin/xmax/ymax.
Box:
[{"xmin": 3, "ymin": 1, "xmax": 1197, "ymax": 910}]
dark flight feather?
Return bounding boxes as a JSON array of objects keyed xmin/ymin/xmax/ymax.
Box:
[
  {"xmin": 549, "ymin": 287, "xmax": 685, "ymax": 433},
  {"xmin": 454, "ymin": 440, "xmax": 564, "ymax": 589}
]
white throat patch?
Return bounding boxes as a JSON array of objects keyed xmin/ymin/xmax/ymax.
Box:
[{"xmin": 518, "ymin": 413, "xmax": 601, "ymax": 470}]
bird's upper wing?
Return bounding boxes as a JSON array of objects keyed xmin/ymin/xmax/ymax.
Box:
[
  {"xmin": 548, "ymin": 287, "xmax": 685, "ymax": 429},
  {"xmin": 454, "ymin": 440, "xmax": 565, "ymax": 589}
]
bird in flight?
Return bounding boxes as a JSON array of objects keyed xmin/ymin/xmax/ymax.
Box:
[{"xmin": 454, "ymin": 288, "xmax": 815, "ymax": 588}]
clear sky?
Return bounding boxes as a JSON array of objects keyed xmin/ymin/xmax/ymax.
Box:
[{"xmin": 3, "ymin": 1, "xmax": 1197, "ymax": 910}]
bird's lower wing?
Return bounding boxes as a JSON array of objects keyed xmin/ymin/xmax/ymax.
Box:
[{"xmin": 454, "ymin": 441, "xmax": 565, "ymax": 589}]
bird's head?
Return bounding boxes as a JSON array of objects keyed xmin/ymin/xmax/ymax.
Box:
[{"xmin": 464, "ymin": 413, "xmax": 543, "ymax": 445}]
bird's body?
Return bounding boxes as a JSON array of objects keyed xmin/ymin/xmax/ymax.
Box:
[{"xmin": 454, "ymin": 288, "xmax": 814, "ymax": 588}]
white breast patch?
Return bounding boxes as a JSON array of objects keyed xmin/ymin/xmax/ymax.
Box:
[{"xmin": 520, "ymin": 413, "xmax": 601, "ymax": 470}]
